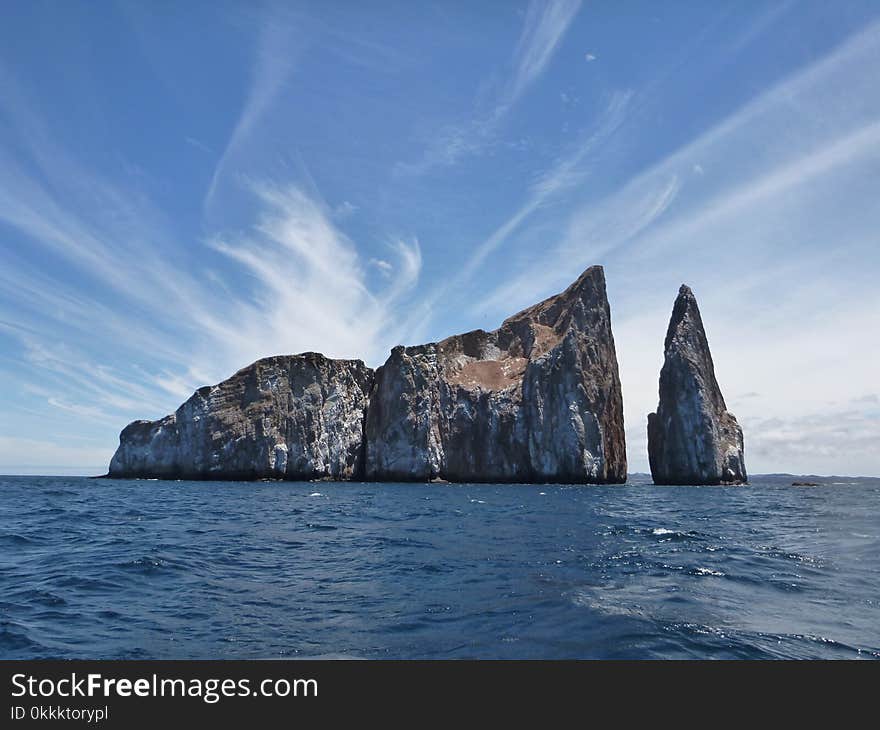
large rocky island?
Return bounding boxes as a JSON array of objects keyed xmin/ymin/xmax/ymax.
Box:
[
  {"xmin": 108, "ymin": 265, "xmax": 627, "ymax": 483},
  {"xmin": 647, "ymin": 285, "xmax": 747, "ymax": 485}
]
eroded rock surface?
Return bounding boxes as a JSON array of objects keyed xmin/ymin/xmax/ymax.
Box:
[
  {"xmin": 647, "ymin": 285, "xmax": 747, "ymax": 485},
  {"xmin": 109, "ymin": 266, "xmax": 628, "ymax": 483},
  {"xmin": 109, "ymin": 354, "xmax": 374, "ymax": 480},
  {"xmin": 364, "ymin": 266, "xmax": 627, "ymax": 483}
]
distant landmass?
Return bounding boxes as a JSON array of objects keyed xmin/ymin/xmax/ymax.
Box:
[{"xmin": 107, "ymin": 265, "xmax": 745, "ymax": 485}]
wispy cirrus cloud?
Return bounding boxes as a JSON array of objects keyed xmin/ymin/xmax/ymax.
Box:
[
  {"xmin": 476, "ymin": 172, "xmax": 681, "ymax": 314},
  {"xmin": 2, "ymin": 2, "xmax": 878, "ymax": 478},
  {"xmin": 1, "ymin": 175, "xmax": 421, "ymax": 425},
  {"xmin": 504, "ymin": 0, "xmax": 582, "ymax": 107},
  {"xmin": 457, "ymin": 89, "xmax": 632, "ymax": 282},
  {"xmin": 0, "ymin": 4, "xmax": 430, "ymax": 474},
  {"xmin": 397, "ymin": 89, "xmax": 632, "ymax": 339},
  {"xmin": 474, "ymin": 18, "xmax": 880, "ymax": 314},
  {"xmin": 396, "ymin": 0, "xmax": 582, "ymax": 175},
  {"xmin": 0, "ymin": 78, "xmax": 421, "ymax": 468},
  {"xmin": 206, "ymin": 182, "xmax": 421, "ymax": 367},
  {"xmin": 203, "ymin": 7, "xmax": 304, "ymax": 218},
  {"xmin": 456, "ymin": 19, "xmax": 880, "ymax": 473}
]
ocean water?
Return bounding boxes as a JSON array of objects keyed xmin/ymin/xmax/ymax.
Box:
[{"xmin": 1, "ymin": 474, "xmax": 878, "ymax": 660}]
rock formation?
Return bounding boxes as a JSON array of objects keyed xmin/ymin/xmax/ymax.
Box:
[
  {"xmin": 647, "ymin": 285, "xmax": 747, "ymax": 485},
  {"xmin": 364, "ymin": 265, "xmax": 626, "ymax": 483},
  {"xmin": 108, "ymin": 354, "xmax": 374, "ymax": 480},
  {"xmin": 109, "ymin": 265, "xmax": 627, "ymax": 483}
]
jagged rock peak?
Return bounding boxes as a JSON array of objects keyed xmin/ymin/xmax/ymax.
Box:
[
  {"xmin": 109, "ymin": 353, "xmax": 374, "ymax": 480},
  {"xmin": 365, "ymin": 265, "xmax": 627, "ymax": 483},
  {"xmin": 647, "ymin": 285, "xmax": 747, "ymax": 485}
]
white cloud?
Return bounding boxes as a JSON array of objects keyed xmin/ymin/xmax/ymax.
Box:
[
  {"xmin": 370, "ymin": 258, "xmax": 393, "ymax": 276},
  {"xmin": 392, "ymin": 90, "xmax": 632, "ymax": 342},
  {"xmin": 469, "ymin": 19, "xmax": 880, "ymax": 474},
  {"xmin": 0, "ymin": 14, "xmax": 430, "ymax": 473},
  {"xmin": 2, "ymin": 7, "xmax": 878, "ymax": 478},
  {"xmin": 203, "ymin": 9, "xmax": 302, "ymax": 217},
  {"xmin": 397, "ymin": 0, "xmax": 582, "ymax": 175},
  {"xmin": 744, "ymin": 407, "xmax": 880, "ymax": 477},
  {"xmin": 418, "ymin": 90, "xmax": 633, "ymax": 313},
  {"xmin": 184, "ymin": 136, "xmax": 216, "ymax": 156},
  {"xmin": 379, "ymin": 238, "xmax": 422, "ymax": 303},
  {"xmin": 1, "ymin": 179, "xmax": 425, "ymax": 472},
  {"xmin": 476, "ymin": 171, "xmax": 679, "ymax": 313},
  {"xmin": 0, "ymin": 65, "xmax": 226, "ymax": 341},
  {"xmin": 333, "ymin": 200, "xmax": 358, "ymax": 219},
  {"xmin": 506, "ymin": 0, "xmax": 582, "ymax": 105},
  {"xmin": 1, "ymin": 120, "xmax": 423, "ymax": 462},
  {"xmin": 204, "ymin": 183, "xmax": 421, "ymax": 367}
]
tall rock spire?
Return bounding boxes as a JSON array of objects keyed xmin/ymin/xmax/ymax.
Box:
[{"xmin": 647, "ymin": 285, "xmax": 747, "ymax": 485}]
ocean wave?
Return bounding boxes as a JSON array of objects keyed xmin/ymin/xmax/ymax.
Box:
[
  {"xmin": 116, "ymin": 556, "xmax": 183, "ymax": 573},
  {"xmin": 690, "ymin": 567, "xmax": 725, "ymax": 577},
  {"xmin": 0, "ymin": 621, "xmax": 46, "ymax": 654},
  {"xmin": 0, "ymin": 532, "xmax": 42, "ymax": 546}
]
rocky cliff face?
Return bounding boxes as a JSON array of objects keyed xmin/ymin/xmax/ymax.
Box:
[
  {"xmin": 364, "ymin": 266, "xmax": 627, "ymax": 483},
  {"xmin": 109, "ymin": 354, "xmax": 374, "ymax": 480},
  {"xmin": 109, "ymin": 266, "xmax": 627, "ymax": 483},
  {"xmin": 647, "ymin": 285, "xmax": 747, "ymax": 485}
]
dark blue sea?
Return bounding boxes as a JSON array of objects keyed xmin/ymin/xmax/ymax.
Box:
[{"xmin": 1, "ymin": 474, "xmax": 878, "ymax": 660}]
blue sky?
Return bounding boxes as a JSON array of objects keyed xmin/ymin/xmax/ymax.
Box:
[{"xmin": 1, "ymin": 0, "xmax": 879, "ymax": 476}]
